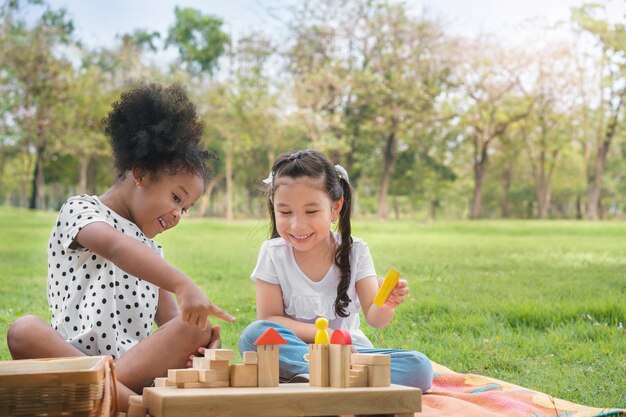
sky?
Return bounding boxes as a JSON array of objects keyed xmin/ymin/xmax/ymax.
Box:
[{"xmin": 40, "ymin": 0, "xmax": 624, "ymax": 58}]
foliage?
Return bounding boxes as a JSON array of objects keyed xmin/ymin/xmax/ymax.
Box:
[
  {"xmin": 0, "ymin": 0, "xmax": 624, "ymax": 219},
  {"xmin": 166, "ymin": 7, "xmax": 230, "ymax": 76}
]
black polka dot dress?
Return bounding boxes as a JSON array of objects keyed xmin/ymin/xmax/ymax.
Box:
[{"xmin": 47, "ymin": 195, "xmax": 160, "ymax": 359}]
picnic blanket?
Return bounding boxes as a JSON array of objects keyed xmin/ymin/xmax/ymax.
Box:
[{"xmin": 417, "ymin": 361, "xmax": 625, "ymax": 417}]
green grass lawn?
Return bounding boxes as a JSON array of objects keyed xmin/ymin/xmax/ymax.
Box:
[{"xmin": 0, "ymin": 206, "xmax": 624, "ymax": 408}]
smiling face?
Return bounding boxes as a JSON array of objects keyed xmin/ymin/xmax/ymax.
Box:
[
  {"xmin": 131, "ymin": 170, "xmax": 204, "ymax": 238},
  {"xmin": 272, "ymin": 176, "xmax": 343, "ymax": 254}
]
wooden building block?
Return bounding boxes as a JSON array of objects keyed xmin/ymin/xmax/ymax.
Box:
[
  {"xmin": 308, "ymin": 344, "xmax": 329, "ymax": 387},
  {"xmin": 257, "ymin": 344, "xmax": 280, "ymax": 387},
  {"xmin": 373, "ymin": 268, "xmax": 400, "ymax": 306},
  {"xmin": 192, "ymin": 356, "xmax": 210, "ymax": 369},
  {"xmin": 243, "ymin": 351, "xmax": 258, "ymax": 365},
  {"xmin": 167, "ymin": 368, "xmax": 198, "ymax": 384},
  {"xmin": 253, "ymin": 327, "xmax": 288, "ymax": 346},
  {"xmin": 128, "ymin": 395, "xmax": 143, "ymax": 406},
  {"xmin": 207, "ymin": 360, "xmax": 230, "ymax": 371},
  {"xmin": 126, "ymin": 404, "xmax": 148, "ymax": 417},
  {"xmin": 198, "ymin": 368, "xmax": 230, "ymax": 383},
  {"xmin": 143, "ymin": 383, "xmax": 422, "ymax": 417},
  {"xmin": 368, "ymin": 364, "xmax": 391, "ymax": 387},
  {"xmin": 329, "ymin": 344, "xmax": 351, "ymax": 388},
  {"xmin": 115, "ymin": 413, "xmax": 126, "ymax": 417},
  {"xmin": 351, "ymin": 353, "xmax": 391, "ymax": 366},
  {"xmin": 350, "ymin": 365, "xmax": 368, "ymax": 387},
  {"xmin": 205, "ymin": 349, "xmax": 235, "ymax": 361},
  {"xmin": 230, "ymin": 363, "xmax": 258, "ymax": 387},
  {"xmin": 183, "ymin": 381, "xmax": 230, "ymax": 388},
  {"xmin": 154, "ymin": 377, "xmax": 169, "ymax": 387},
  {"xmin": 182, "ymin": 382, "xmax": 206, "ymax": 388}
]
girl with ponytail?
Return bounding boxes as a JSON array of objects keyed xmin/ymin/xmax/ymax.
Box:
[{"xmin": 238, "ymin": 149, "xmax": 432, "ymax": 391}]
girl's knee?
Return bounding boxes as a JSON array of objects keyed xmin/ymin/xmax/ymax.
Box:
[
  {"xmin": 407, "ymin": 351, "xmax": 433, "ymax": 391},
  {"xmin": 164, "ymin": 318, "xmax": 213, "ymax": 348},
  {"xmin": 7, "ymin": 315, "xmax": 47, "ymax": 358},
  {"xmin": 238, "ymin": 320, "xmax": 278, "ymax": 353},
  {"xmin": 392, "ymin": 350, "xmax": 433, "ymax": 392}
]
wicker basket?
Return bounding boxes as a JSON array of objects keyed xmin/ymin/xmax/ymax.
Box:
[{"xmin": 0, "ymin": 356, "xmax": 117, "ymax": 417}]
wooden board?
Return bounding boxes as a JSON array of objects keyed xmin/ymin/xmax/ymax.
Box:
[{"xmin": 143, "ymin": 383, "xmax": 421, "ymax": 417}]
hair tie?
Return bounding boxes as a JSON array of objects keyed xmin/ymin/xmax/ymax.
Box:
[{"xmin": 335, "ymin": 164, "xmax": 350, "ymax": 184}]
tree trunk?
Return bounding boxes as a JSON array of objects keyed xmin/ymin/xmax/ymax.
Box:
[
  {"xmin": 225, "ymin": 145, "xmax": 234, "ymax": 222},
  {"xmin": 501, "ymin": 162, "xmax": 512, "ymax": 218},
  {"xmin": 471, "ymin": 167, "xmax": 484, "ymax": 219},
  {"xmin": 195, "ymin": 175, "xmax": 221, "ymax": 218},
  {"xmin": 377, "ymin": 119, "xmax": 398, "ymax": 219},
  {"xmin": 471, "ymin": 135, "xmax": 489, "ymax": 219},
  {"xmin": 585, "ymin": 87, "xmax": 624, "ymax": 220},
  {"xmin": 29, "ymin": 145, "xmax": 46, "ymax": 210},
  {"xmin": 77, "ymin": 155, "xmax": 91, "ymax": 195}
]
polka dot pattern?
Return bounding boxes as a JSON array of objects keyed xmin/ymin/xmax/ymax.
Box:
[{"xmin": 48, "ymin": 195, "xmax": 160, "ymax": 359}]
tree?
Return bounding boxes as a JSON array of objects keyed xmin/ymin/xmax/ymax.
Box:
[
  {"xmin": 458, "ymin": 38, "xmax": 533, "ymax": 219},
  {"xmin": 166, "ymin": 7, "xmax": 230, "ymax": 77},
  {"xmin": 0, "ymin": 1, "xmax": 74, "ymax": 209},
  {"xmin": 571, "ymin": 3, "xmax": 625, "ymax": 219},
  {"xmin": 284, "ymin": 0, "xmax": 453, "ymax": 218}
]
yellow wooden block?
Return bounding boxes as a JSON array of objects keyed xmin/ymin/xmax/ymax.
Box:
[
  {"xmin": 242, "ymin": 351, "xmax": 258, "ymax": 365},
  {"xmin": 167, "ymin": 368, "xmax": 199, "ymax": 384},
  {"xmin": 373, "ymin": 268, "xmax": 400, "ymax": 306},
  {"xmin": 230, "ymin": 363, "xmax": 258, "ymax": 387}
]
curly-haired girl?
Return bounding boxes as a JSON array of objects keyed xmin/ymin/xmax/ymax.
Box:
[{"xmin": 7, "ymin": 83, "xmax": 235, "ymax": 409}]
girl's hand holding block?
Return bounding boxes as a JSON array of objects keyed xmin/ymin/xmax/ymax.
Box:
[{"xmin": 373, "ymin": 268, "xmax": 401, "ymax": 307}]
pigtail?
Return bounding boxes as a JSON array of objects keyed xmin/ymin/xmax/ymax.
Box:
[{"xmin": 333, "ymin": 177, "xmax": 353, "ymax": 318}]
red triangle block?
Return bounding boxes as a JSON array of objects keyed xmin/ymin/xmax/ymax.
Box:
[
  {"xmin": 330, "ymin": 329, "xmax": 352, "ymax": 345},
  {"xmin": 253, "ymin": 327, "xmax": 288, "ymax": 345}
]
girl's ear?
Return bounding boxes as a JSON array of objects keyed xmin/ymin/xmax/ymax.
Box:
[
  {"xmin": 331, "ymin": 196, "xmax": 344, "ymax": 221},
  {"xmin": 132, "ymin": 167, "xmax": 145, "ymax": 186}
]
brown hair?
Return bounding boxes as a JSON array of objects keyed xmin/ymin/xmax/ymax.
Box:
[{"xmin": 267, "ymin": 149, "xmax": 353, "ymax": 317}]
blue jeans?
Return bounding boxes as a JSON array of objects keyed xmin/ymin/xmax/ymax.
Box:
[{"xmin": 238, "ymin": 320, "xmax": 433, "ymax": 392}]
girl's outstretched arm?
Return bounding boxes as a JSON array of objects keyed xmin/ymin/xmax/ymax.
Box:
[
  {"xmin": 357, "ymin": 275, "xmax": 409, "ymax": 328},
  {"xmin": 255, "ymin": 279, "xmax": 318, "ymax": 343},
  {"xmin": 75, "ymin": 222, "xmax": 236, "ymax": 329}
]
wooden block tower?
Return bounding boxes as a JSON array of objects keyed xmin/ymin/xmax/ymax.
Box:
[
  {"xmin": 329, "ymin": 329, "xmax": 351, "ymax": 388},
  {"xmin": 307, "ymin": 318, "xmax": 392, "ymax": 389},
  {"xmin": 253, "ymin": 327, "xmax": 288, "ymax": 387}
]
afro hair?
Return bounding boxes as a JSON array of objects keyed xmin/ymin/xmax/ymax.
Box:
[{"xmin": 103, "ymin": 82, "xmax": 213, "ymax": 185}]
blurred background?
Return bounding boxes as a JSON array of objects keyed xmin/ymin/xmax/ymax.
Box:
[{"xmin": 1, "ymin": 0, "xmax": 624, "ymax": 220}]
